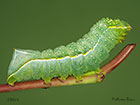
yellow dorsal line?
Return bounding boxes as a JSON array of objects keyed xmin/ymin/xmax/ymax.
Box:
[
  {"xmin": 108, "ymin": 26, "xmax": 125, "ymax": 29},
  {"xmin": 108, "ymin": 26, "xmax": 131, "ymax": 30}
]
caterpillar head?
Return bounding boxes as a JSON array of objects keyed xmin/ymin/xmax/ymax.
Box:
[{"xmin": 106, "ymin": 18, "xmax": 132, "ymax": 43}]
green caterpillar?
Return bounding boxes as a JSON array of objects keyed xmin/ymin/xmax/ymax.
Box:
[{"xmin": 7, "ymin": 18, "xmax": 131, "ymax": 86}]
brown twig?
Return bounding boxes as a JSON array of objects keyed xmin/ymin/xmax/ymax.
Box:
[
  {"xmin": 0, "ymin": 44, "xmax": 136, "ymax": 93},
  {"xmin": 101, "ymin": 44, "xmax": 136, "ymax": 75}
]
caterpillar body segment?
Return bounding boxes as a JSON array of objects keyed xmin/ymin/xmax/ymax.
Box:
[{"xmin": 7, "ymin": 18, "xmax": 131, "ymax": 85}]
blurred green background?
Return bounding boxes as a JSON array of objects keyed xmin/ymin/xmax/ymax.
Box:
[{"xmin": 0, "ymin": 0, "xmax": 139, "ymax": 105}]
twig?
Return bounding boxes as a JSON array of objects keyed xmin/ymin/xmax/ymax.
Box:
[
  {"xmin": 0, "ymin": 44, "xmax": 136, "ymax": 93},
  {"xmin": 102, "ymin": 44, "xmax": 136, "ymax": 75}
]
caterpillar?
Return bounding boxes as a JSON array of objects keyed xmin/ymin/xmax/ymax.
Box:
[{"xmin": 7, "ymin": 18, "xmax": 132, "ymax": 86}]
